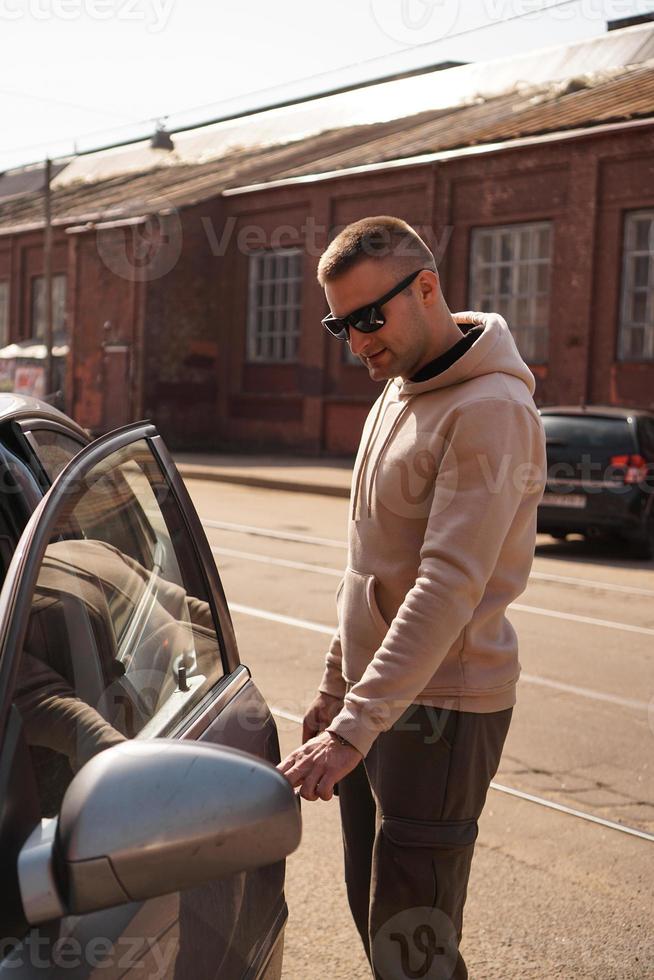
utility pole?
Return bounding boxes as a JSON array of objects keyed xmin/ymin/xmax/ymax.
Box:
[{"xmin": 43, "ymin": 157, "xmax": 54, "ymax": 400}]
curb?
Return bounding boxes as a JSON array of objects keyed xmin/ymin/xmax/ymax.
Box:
[{"xmin": 176, "ymin": 464, "xmax": 350, "ymax": 498}]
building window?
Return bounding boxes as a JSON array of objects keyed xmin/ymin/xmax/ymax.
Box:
[
  {"xmin": 619, "ymin": 211, "xmax": 654, "ymax": 361},
  {"xmin": 469, "ymin": 222, "xmax": 551, "ymax": 364},
  {"xmin": 247, "ymin": 249, "xmax": 302, "ymax": 363},
  {"xmin": 0, "ymin": 281, "xmax": 8, "ymax": 347},
  {"xmin": 30, "ymin": 274, "xmax": 67, "ymax": 342}
]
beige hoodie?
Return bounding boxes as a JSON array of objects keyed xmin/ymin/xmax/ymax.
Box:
[{"xmin": 322, "ymin": 312, "xmax": 547, "ymax": 757}]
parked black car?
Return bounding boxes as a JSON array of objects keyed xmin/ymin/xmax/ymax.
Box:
[
  {"xmin": 537, "ymin": 405, "xmax": 654, "ymax": 558},
  {"xmin": 0, "ymin": 395, "xmax": 301, "ymax": 978}
]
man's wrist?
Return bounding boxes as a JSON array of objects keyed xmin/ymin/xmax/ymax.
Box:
[
  {"xmin": 318, "ymin": 683, "xmax": 346, "ymax": 701},
  {"xmin": 328, "ymin": 730, "xmax": 358, "ymax": 752}
]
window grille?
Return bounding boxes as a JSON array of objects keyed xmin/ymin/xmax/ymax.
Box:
[
  {"xmin": 0, "ymin": 282, "xmax": 8, "ymax": 347},
  {"xmin": 619, "ymin": 211, "xmax": 654, "ymax": 361},
  {"xmin": 30, "ymin": 274, "xmax": 67, "ymax": 342},
  {"xmin": 469, "ymin": 222, "xmax": 552, "ymax": 363},
  {"xmin": 247, "ymin": 250, "xmax": 302, "ymax": 363}
]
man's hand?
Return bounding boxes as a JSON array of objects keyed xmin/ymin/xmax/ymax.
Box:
[
  {"xmin": 302, "ymin": 691, "xmax": 344, "ymax": 744},
  {"xmin": 278, "ymin": 731, "xmax": 362, "ymax": 802}
]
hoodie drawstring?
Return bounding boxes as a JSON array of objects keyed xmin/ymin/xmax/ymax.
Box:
[
  {"xmin": 351, "ymin": 380, "xmax": 393, "ymax": 521},
  {"xmin": 365, "ymin": 399, "xmax": 412, "ymax": 518}
]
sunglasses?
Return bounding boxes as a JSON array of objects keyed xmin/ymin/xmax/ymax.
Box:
[{"xmin": 321, "ymin": 268, "xmax": 427, "ymax": 341}]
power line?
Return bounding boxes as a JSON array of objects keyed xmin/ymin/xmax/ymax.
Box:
[
  {"xmin": 0, "ymin": 86, "xmax": 142, "ymax": 123},
  {"xmin": 4, "ymin": 0, "xmax": 591, "ymax": 167},
  {"xmin": 173, "ymin": 0, "xmax": 587, "ymax": 120}
]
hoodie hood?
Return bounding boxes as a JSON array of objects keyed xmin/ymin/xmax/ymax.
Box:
[
  {"xmin": 349, "ymin": 311, "xmax": 538, "ymax": 522},
  {"xmin": 396, "ymin": 312, "xmax": 536, "ymax": 398}
]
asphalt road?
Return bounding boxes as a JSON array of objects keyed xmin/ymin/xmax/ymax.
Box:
[{"xmin": 185, "ymin": 477, "xmax": 654, "ymax": 980}]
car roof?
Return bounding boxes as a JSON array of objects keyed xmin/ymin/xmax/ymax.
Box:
[
  {"xmin": 539, "ymin": 404, "xmax": 654, "ymax": 420},
  {"xmin": 0, "ymin": 393, "xmax": 89, "ymax": 439}
]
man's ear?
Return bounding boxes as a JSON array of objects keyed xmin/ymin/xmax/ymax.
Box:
[{"xmin": 418, "ymin": 269, "xmax": 439, "ymax": 306}]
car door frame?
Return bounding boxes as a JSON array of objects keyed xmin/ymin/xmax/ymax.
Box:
[
  {"xmin": 11, "ymin": 417, "xmax": 89, "ymax": 486},
  {"xmin": 0, "ymin": 420, "xmax": 242, "ymax": 742},
  {"xmin": 0, "ymin": 420, "xmax": 287, "ymax": 978}
]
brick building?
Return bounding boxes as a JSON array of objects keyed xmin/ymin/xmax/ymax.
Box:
[{"xmin": 0, "ymin": 25, "xmax": 653, "ymax": 454}]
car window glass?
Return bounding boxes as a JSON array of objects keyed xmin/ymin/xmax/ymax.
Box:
[
  {"xmin": 0, "ymin": 446, "xmax": 42, "ymax": 584},
  {"xmin": 542, "ymin": 416, "xmax": 636, "ymax": 461},
  {"xmin": 25, "ymin": 429, "xmax": 85, "ymax": 482},
  {"xmin": 13, "ymin": 438, "xmax": 226, "ymax": 818},
  {"xmin": 0, "ymin": 444, "xmax": 43, "ymax": 513}
]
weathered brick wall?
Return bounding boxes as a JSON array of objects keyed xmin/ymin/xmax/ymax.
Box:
[
  {"xmin": 141, "ymin": 200, "xmax": 222, "ymax": 448},
  {"xmin": 67, "ymin": 227, "xmax": 142, "ymax": 431},
  {"xmin": 218, "ymin": 125, "xmax": 654, "ymax": 454},
  {"xmin": 0, "ymin": 230, "xmax": 67, "ymax": 341},
  {"xmin": 4, "ymin": 123, "xmax": 653, "ymax": 455}
]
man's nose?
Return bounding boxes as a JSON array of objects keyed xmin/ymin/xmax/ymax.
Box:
[{"xmin": 348, "ymin": 327, "xmax": 372, "ymax": 357}]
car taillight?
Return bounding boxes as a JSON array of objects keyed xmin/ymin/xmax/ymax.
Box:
[{"xmin": 610, "ymin": 454, "xmax": 649, "ymax": 484}]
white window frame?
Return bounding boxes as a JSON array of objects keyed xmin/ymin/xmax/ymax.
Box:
[
  {"xmin": 0, "ymin": 280, "xmax": 8, "ymax": 348},
  {"xmin": 619, "ymin": 210, "xmax": 654, "ymax": 362},
  {"xmin": 246, "ymin": 249, "xmax": 302, "ymax": 363},
  {"xmin": 469, "ymin": 221, "xmax": 552, "ymax": 364}
]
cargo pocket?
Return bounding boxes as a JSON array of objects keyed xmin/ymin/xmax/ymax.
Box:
[{"xmin": 374, "ymin": 816, "xmax": 478, "ymax": 944}]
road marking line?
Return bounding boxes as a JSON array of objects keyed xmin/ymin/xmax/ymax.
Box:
[
  {"xmin": 519, "ymin": 673, "xmax": 648, "ymax": 711},
  {"xmin": 230, "ymin": 602, "xmax": 335, "ymax": 636},
  {"xmin": 486, "ymin": 783, "xmax": 654, "ymax": 843},
  {"xmin": 202, "ymin": 518, "xmax": 654, "ymax": 597},
  {"xmin": 271, "ymin": 707, "xmax": 305, "ymax": 725},
  {"xmin": 211, "ymin": 546, "xmax": 342, "ymax": 577},
  {"xmin": 221, "ymin": 545, "xmax": 654, "ymax": 638},
  {"xmin": 530, "ymin": 570, "xmax": 654, "ymax": 597},
  {"xmin": 216, "ymin": 544, "xmax": 654, "ymax": 601},
  {"xmin": 202, "ymin": 518, "xmax": 345, "ymax": 549},
  {"xmin": 270, "ymin": 706, "xmax": 654, "ymax": 843},
  {"xmin": 230, "ymin": 603, "xmax": 648, "ymax": 711},
  {"xmin": 510, "ymin": 602, "xmax": 654, "ymax": 637}
]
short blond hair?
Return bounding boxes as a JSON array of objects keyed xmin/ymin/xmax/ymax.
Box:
[{"xmin": 317, "ymin": 216, "xmax": 436, "ymax": 286}]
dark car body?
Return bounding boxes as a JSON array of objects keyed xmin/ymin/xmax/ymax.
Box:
[
  {"xmin": 0, "ymin": 395, "xmax": 299, "ymax": 978},
  {"xmin": 537, "ymin": 405, "xmax": 654, "ymax": 557}
]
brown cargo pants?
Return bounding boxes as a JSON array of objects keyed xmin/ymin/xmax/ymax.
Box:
[{"xmin": 338, "ymin": 704, "xmax": 513, "ymax": 980}]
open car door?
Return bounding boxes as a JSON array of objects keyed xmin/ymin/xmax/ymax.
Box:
[{"xmin": 0, "ymin": 422, "xmax": 297, "ymax": 980}]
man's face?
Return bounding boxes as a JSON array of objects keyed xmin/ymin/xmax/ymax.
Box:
[{"xmin": 324, "ymin": 259, "xmax": 435, "ymax": 381}]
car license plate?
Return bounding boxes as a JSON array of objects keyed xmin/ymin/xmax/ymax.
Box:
[{"xmin": 541, "ymin": 493, "xmax": 586, "ymax": 509}]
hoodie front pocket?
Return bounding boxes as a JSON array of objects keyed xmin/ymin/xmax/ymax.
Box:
[{"xmin": 338, "ymin": 568, "xmax": 390, "ymax": 679}]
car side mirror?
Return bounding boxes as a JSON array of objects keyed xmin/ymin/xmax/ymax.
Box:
[{"xmin": 18, "ymin": 740, "xmax": 301, "ymax": 924}]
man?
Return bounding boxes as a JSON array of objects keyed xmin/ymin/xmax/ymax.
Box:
[{"xmin": 279, "ymin": 216, "xmax": 546, "ymax": 978}]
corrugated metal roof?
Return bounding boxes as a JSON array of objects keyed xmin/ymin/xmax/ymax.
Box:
[
  {"xmin": 0, "ymin": 160, "xmax": 69, "ymax": 202},
  {"xmin": 0, "ymin": 58, "xmax": 653, "ymax": 234},
  {"xmin": 275, "ymin": 62, "xmax": 654, "ymax": 179}
]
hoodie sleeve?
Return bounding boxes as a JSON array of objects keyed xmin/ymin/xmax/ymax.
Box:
[{"xmin": 328, "ymin": 398, "xmax": 545, "ymax": 756}]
